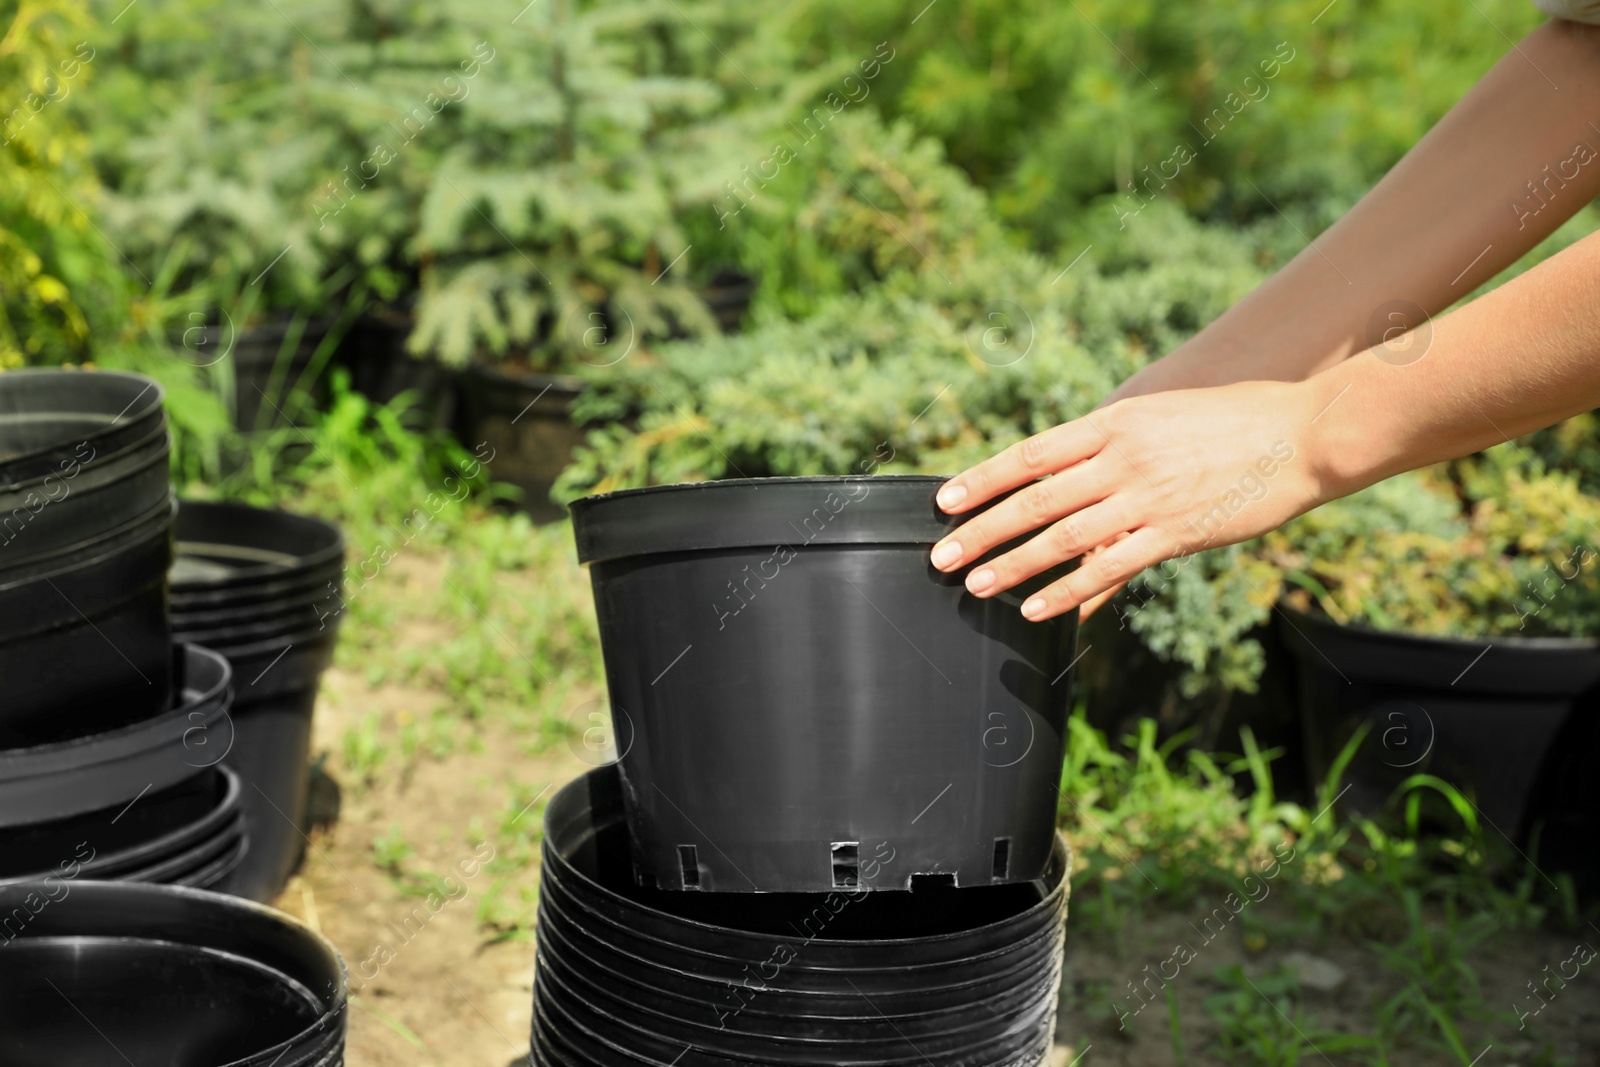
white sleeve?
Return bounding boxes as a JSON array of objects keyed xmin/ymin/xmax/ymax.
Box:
[{"xmin": 1533, "ymin": 0, "xmax": 1600, "ymax": 23}]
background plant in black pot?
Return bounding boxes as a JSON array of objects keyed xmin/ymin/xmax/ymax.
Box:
[
  {"xmin": 399, "ymin": 0, "xmax": 788, "ymax": 371},
  {"xmin": 1270, "ymin": 453, "xmax": 1600, "ymax": 638}
]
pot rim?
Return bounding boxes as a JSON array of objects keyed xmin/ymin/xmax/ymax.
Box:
[
  {"xmin": 0, "ymin": 878, "xmax": 347, "ymax": 1067},
  {"xmin": 1277, "ymin": 601, "xmax": 1600, "ymax": 652},
  {"xmin": 569, "ymin": 476, "xmax": 970, "ymax": 565},
  {"xmin": 0, "ymin": 369, "xmax": 166, "ymax": 483}
]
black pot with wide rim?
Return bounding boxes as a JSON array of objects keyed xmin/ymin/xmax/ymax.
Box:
[
  {"xmin": 531, "ymin": 764, "xmax": 1068, "ymax": 1066},
  {"xmin": 0, "ymin": 643, "xmax": 233, "ymax": 829},
  {"xmin": 169, "ymin": 500, "xmax": 344, "ymax": 901},
  {"xmin": 0, "ymin": 765, "xmax": 247, "ymax": 890},
  {"xmin": 1277, "ymin": 603, "xmax": 1600, "ymax": 843},
  {"xmin": 568, "ymin": 476, "xmax": 1079, "ymax": 894},
  {"xmin": 0, "ymin": 880, "xmax": 346, "ymax": 1067},
  {"xmin": 0, "ymin": 369, "xmax": 174, "ymax": 736}
]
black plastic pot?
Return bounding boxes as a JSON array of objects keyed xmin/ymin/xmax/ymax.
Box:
[
  {"xmin": 0, "ymin": 765, "xmax": 246, "ymax": 889},
  {"xmin": 1278, "ymin": 604, "xmax": 1600, "ymax": 840},
  {"xmin": 568, "ymin": 476, "xmax": 1079, "ymax": 893},
  {"xmin": 217, "ymin": 314, "xmax": 339, "ymax": 431},
  {"xmin": 530, "ymin": 765, "xmax": 1069, "ymax": 1065},
  {"xmin": 0, "ymin": 880, "xmax": 346, "ymax": 1067},
  {"xmin": 214, "ymin": 632, "xmax": 338, "ymax": 900},
  {"xmin": 0, "ymin": 644, "xmax": 232, "ymax": 828},
  {"xmin": 456, "ymin": 362, "xmax": 587, "ymax": 523},
  {"xmin": 0, "ymin": 369, "xmax": 174, "ymax": 737},
  {"xmin": 0, "ymin": 497, "xmax": 176, "ymax": 745},
  {"xmin": 702, "ymin": 268, "xmax": 757, "ymax": 333},
  {"xmin": 0, "ymin": 368, "xmax": 170, "ymax": 567},
  {"xmin": 168, "ymin": 500, "xmax": 345, "ymax": 902},
  {"xmin": 170, "ymin": 500, "xmax": 344, "ymax": 607}
]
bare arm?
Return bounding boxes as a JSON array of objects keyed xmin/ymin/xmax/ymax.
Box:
[
  {"xmin": 1109, "ymin": 17, "xmax": 1600, "ymax": 402},
  {"xmin": 930, "ymin": 226, "xmax": 1600, "ymax": 622},
  {"xmin": 928, "ymin": 20, "xmax": 1600, "ymax": 622}
]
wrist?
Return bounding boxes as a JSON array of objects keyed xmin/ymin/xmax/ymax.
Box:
[{"xmin": 1295, "ymin": 358, "xmax": 1393, "ymax": 505}]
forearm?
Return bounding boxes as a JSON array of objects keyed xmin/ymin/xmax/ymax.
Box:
[
  {"xmin": 1115, "ymin": 17, "xmax": 1600, "ymax": 400},
  {"xmin": 1306, "ymin": 225, "xmax": 1600, "ymax": 498}
]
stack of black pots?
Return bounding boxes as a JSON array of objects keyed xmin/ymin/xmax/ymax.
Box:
[
  {"xmin": 543, "ymin": 477, "xmax": 1080, "ymax": 1066},
  {"xmin": 0, "ymin": 370, "xmax": 245, "ymax": 891},
  {"xmin": 169, "ymin": 501, "xmax": 346, "ymax": 901},
  {"xmin": 0, "ymin": 368, "xmax": 352, "ymax": 1064}
]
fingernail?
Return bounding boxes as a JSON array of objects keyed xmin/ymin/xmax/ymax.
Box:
[
  {"xmin": 936, "ymin": 483, "xmax": 967, "ymax": 510},
  {"xmin": 1021, "ymin": 597, "xmax": 1047, "ymax": 620},
  {"xmin": 930, "ymin": 541, "xmax": 963, "ymax": 569},
  {"xmin": 966, "ymin": 568, "xmax": 995, "ymax": 594}
]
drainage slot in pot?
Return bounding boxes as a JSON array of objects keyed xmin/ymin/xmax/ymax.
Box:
[
  {"xmin": 676, "ymin": 845, "xmax": 700, "ymax": 889},
  {"xmin": 910, "ymin": 872, "xmax": 957, "ymax": 892},
  {"xmin": 992, "ymin": 837, "xmax": 1011, "ymax": 881},
  {"xmin": 830, "ymin": 841, "xmax": 859, "ymax": 887}
]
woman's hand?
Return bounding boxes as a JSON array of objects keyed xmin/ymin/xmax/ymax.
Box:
[{"xmin": 929, "ymin": 379, "xmax": 1332, "ymax": 622}]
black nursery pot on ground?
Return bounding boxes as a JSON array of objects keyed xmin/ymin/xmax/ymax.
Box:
[
  {"xmin": 454, "ymin": 362, "xmax": 586, "ymax": 524},
  {"xmin": 169, "ymin": 500, "xmax": 346, "ymax": 902},
  {"xmin": 0, "ymin": 369, "xmax": 174, "ymax": 739},
  {"xmin": 569, "ymin": 476, "xmax": 1080, "ymax": 894},
  {"xmin": 0, "ymin": 881, "xmax": 347, "ymax": 1067},
  {"xmin": 1277, "ymin": 603, "xmax": 1600, "ymax": 844}
]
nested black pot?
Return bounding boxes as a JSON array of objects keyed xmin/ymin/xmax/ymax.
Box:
[
  {"xmin": 170, "ymin": 500, "xmax": 344, "ymax": 616},
  {"xmin": 0, "ymin": 765, "xmax": 246, "ymax": 890},
  {"xmin": 568, "ymin": 476, "xmax": 1079, "ymax": 893},
  {"xmin": 0, "ymin": 643, "xmax": 232, "ymax": 829},
  {"xmin": 0, "ymin": 369, "xmax": 174, "ymax": 737},
  {"xmin": 1277, "ymin": 603, "xmax": 1600, "ymax": 841},
  {"xmin": 0, "ymin": 881, "xmax": 346, "ymax": 1067},
  {"xmin": 169, "ymin": 500, "xmax": 344, "ymax": 901},
  {"xmin": 212, "ymin": 631, "xmax": 338, "ymax": 900},
  {"xmin": 530, "ymin": 765, "xmax": 1069, "ymax": 1066}
]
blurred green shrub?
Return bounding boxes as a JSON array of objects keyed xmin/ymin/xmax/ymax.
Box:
[
  {"xmin": 1272, "ymin": 451, "xmax": 1600, "ymax": 639},
  {"xmin": 0, "ymin": 0, "xmax": 103, "ymax": 367},
  {"xmin": 556, "ymin": 192, "xmax": 1267, "ymax": 498},
  {"xmin": 780, "ymin": 0, "xmax": 1543, "ymax": 247}
]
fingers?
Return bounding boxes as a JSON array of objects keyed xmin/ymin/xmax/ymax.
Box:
[
  {"xmin": 932, "ymin": 456, "xmax": 1113, "ymax": 574},
  {"xmin": 962, "ymin": 498, "xmax": 1133, "ymax": 598},
  {"xmin": 935, "ymin": 419, "xmax": 1106, "ymax": 515},
  {"xmin": 1076, "ymin": 534, "xmax": 1134, "ymax": 620},
  {"xmin": 1019, "ymin": 527, "xmax": 1170, "ymax": 622},
  {"xmin": 1077, "ymin": 582, "xmax": 1126, "ymax": 621}
]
